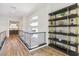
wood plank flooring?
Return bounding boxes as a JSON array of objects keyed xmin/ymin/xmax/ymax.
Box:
[
  {"xmin": 0, "ymin": 35, "xmax": 30, "ymax": 56},
  {"xmin": 30, "ymin": 46, "xmax": 67, "ymax": 56},
  {"xmin": 0, "ymin": 35, "xmax": 67, "ymax": 56}
]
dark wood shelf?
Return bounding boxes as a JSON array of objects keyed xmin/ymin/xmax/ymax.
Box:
[
  {"xmin": 49, "ymin": 14, "xmax": 78, "ymax": 21},
  {"xmin": 49, "ymin": 38, "xmax": 77, "ymax": 47},
  {"xmin": 68, "ymin": 3, "xmax": 78, "ymax": 11},
  {"xmin": 49, "ymin": 3, "xmax": 77, "ymax": 15},
  {"xmin": 49, "ymin": 43, "xmax": 78, "ymax": 56},
  {"xmin": 49, "ymin": 32, "xmax": 78, "ymax": 36},
  {"xmin": 60, "ymin": 40, "xmax": 77, "ymax": 47},
  {"xmin": 48, "ymin": 20, "xmax": 53, "ymax": 21},
  {"xmin": 49, "ymin": 43, "xmax": 67, "ymax": 52},
  {"xmin": 49, "ymin": 24, "xmax": 79, "ymax": 27},
  {"xmin": 48, "ymin": 3, "xmax": 78, "ymax": 55}
]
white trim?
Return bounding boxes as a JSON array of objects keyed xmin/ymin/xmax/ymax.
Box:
[{"xmin": 29, "ymin": 44, "xmax": 47, "ymax": 52}]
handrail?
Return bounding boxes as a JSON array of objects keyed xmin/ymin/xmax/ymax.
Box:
[
  {"xmin": 19, "ymin": 30, "xmax": 28, "ymax": 33},
  {"xmin": 19, "ymin": 30, "xmax": 46, "ymax": 50},
  {"xmin": 0, "ymin": 31, "xmax": 6, "ymax": 50},
  {"xmin": 28, "ymin": 32, "xmax": 46, "ymax": 34},
  {"xmin": 19, "ymin": 30, "xmax": 46, "ymax": 34},
  {"xmin": 0, "ymin": 31, "xmax": 6, "ymax": 35}
]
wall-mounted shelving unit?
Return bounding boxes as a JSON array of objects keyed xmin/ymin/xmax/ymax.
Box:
[{"xmin": 48, "ymin": 3, "xmax": 79, "ymax": 56}]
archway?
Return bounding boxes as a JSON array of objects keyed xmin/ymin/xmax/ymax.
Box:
[{"xmin": 9, "ymin": 21, "xmax": 19, "ymax": 35}]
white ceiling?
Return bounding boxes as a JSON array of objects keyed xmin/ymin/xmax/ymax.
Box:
[
  {"xmin": 0, "ymin": 3, "xmax": 74, "ymax": 18},
  {"xmin": 0, "ymin": 3, "xmax": 42, "ymax": 17},
  {"xmin": 47, "ymin": 3, "xmax": 74, "ymax": 13}
]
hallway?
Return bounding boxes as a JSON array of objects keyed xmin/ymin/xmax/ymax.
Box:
[{"xmin": 0, "ymin": 35, "xmax": 30, "ymax": 56}]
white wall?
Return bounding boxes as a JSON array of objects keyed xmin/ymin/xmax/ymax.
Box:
[
  {"xmin": 0, "ymin": 16, "xmax": 9, "ymax": 37},
  {"xmin": 47, "ymin": 3, "xmax": 74, "ymax": 14},
  {"xmin": 19, "ymin": 16, "xmax": 29, "ymax": 32},
  {"xmin": 24, "ymin": 3, "xmax": 75, "ymax": 45},
  {"xmin": 0, "ymin": 16, "xmax": 9, "ymax": 32}
]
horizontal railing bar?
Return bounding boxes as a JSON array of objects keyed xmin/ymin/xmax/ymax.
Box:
[
  {"xmin": 19, "ymin": 30, "xmax": 46, "ymax": 34},
  {"xmin": 0, "ymin": 31, "xmax": 6, "ymax": 35}
]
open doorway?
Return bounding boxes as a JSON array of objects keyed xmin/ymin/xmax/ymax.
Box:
[{"xmin": 9, "ymin": 21, "xmax": 19, "ymax": 35}]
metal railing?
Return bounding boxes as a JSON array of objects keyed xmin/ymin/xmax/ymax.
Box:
[
  {"xmin": 19, "ymin": 30, "xmax": 46, "ymax": 50},
  {"xmin": 0, "ymin": 31, "xmax": 6, "ymax": 50}
]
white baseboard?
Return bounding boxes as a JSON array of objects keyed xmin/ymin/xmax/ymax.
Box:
[{"xmin": 29, "ymin": 44, "xmax": 48, "ymax": 52}]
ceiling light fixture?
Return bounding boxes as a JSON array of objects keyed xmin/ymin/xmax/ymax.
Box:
[
  {"xmin": 10, "ymin": 6, "xmax": 16, "ymax": 14},
  {"xmin": 32, "ymin": 16, "xmax": 38, "ymax": 20}
]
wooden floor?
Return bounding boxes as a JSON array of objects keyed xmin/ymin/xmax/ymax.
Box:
[
  {"xmin": 30, "ymin": 46, "xmax": 67, "ymax": 56},
  {"xmin": 0, "ymin": 35, "xmax": 67, "ymax": 56},
  {"xmin": 0, "ymin": 35, "xmax": 30, "ymax": 56}
]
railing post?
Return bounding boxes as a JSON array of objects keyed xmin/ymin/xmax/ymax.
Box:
[{"xmin": 44, "ymin": 32, "xmax": 46, "ymax": 44}]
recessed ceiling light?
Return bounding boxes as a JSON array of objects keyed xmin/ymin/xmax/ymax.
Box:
[
  {"xmin": 11, "ymin": 6, "xmax": 16, "ymax": 9},
  {"xmin": 32, "ymin": 16, "xmax": 38, "ymax": 20},
  {"xmin": 10, "ymin": 6, "xmax": 16, "ymax": 13}
]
